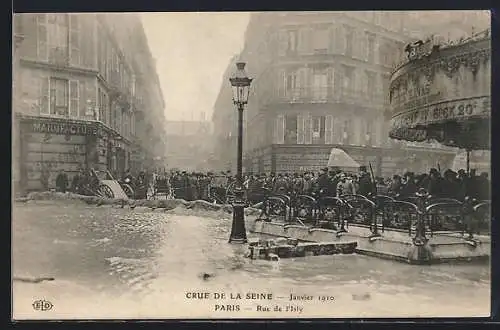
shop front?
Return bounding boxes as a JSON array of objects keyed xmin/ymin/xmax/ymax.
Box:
[{"xmin": 17, "ymin": 115, "xmax": 131, "ymax": 192}]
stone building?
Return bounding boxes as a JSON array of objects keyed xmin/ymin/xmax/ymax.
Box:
[
  {"xmin": 212, "ymin": 11, "xmax": 461, "ymax": 177},
  {"xmin": 12, "ymin": 13, "xmax": 167, "ymax": 192},
  {"xmin": 165, "ymin": 119, "xmax": 213, "ymax": 171}
]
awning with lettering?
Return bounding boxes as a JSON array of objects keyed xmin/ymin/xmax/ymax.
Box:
[{"xmin": 388, "ymin": 96, "xmax": 491, "ymax": 150}]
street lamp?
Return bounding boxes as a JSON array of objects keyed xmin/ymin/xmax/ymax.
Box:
[{"xmin": 228, "ymin": 62, "xmax": 253, "ymax": 244}]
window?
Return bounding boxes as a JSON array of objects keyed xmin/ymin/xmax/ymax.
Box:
[
  {"xmin": 37, "ymin": 14, "xmax": 70, "ymax": 62},
  {"xmin": 98, "ymin": 88, "xmax": 108, "ymax": 124},
  {"xmin": 47, "ymin": 78, "xmax": 78, "ymax": 117},
  {"xmin": 49, "ymin": 78, "xmax": 68, "ymax": 116},
  {"xmin": 69, "ymin": 80, "xmax": 79, "ymax": 117},
  {"xmin": 342, "ymin": 66, "xmax": 354, "ymax": 93},
  {"xmin": 285, "ymin": 115, "xmax": 298, "ymax": 144},
  {"xmin": 366, "ymin": 71, "xmax": 376, "ymax": 98},
  {"xmin": 69, "ymin": 15, "xmax": 80, "ymax": 66},
  {"xmin": 313, "ymin": 28, "xmax": 329, "ymax": 54},
  {"xmin": 284, "ymin": 70, "xmax": 298, "ymax": 97},
  {"xmin": 312, "ymin": 116, "xmax": 325, "ymax": 144},
  {"xmin": 342, "ymin": 118, "xmax": 351, "ymax": 144},
  {"xmin": 36, "ymin": 15, "xmax": 48, "ymax": 60},
  {"xmin": 344, "ymin": 26, "xmax": 353, "ymax": 56},
  {"xmin": 366, "ymin": 33, "xmax": 375, "ymax": 62},
  {"xmin": 312, "ymin": 69, "xmax": 328, "ymax": 101},
  {"xmin": 365, "ymin": 120, "xmax": 373, "ymax": 146},
  {"xmin": 287, "ymin": 30, "xmax": 298, "ymax": 53}
]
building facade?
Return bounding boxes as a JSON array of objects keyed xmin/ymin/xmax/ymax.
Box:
[
  {"xmin": 213, "ymin": 12, "xmax": 459, "ymax": 177},
  {"xmin": 13, "ymin": 13, "xmax": 167, "ymax": 192},
  {"xmin": 165, "ymin": 119, "xmax": 214, "ymax": 171}
]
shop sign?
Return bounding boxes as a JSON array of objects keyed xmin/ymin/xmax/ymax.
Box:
[
  {"xmin": 28, "ymin": 119, "xmax": 100, "ymax": 136},
  {"xmin": 391, "ymin": 96, "xmax": 490, "ymax": 129}
]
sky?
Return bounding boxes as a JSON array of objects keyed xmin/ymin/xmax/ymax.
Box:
[{"xmin": 141, "ymin": 12, "xmax": 250, "ymax": 122}]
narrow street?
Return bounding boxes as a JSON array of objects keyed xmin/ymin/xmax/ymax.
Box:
[{"xmin": 13, "ymin": 200, "xmax": 490, "ymax": 319}]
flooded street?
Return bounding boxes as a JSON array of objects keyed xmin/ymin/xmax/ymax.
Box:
[{"xmin": 13, "ymin": 201, "xmax": 490, "ymax": 319}]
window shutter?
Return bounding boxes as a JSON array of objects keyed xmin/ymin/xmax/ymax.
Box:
[
  {"xmin": 304, "ymin": 114, "xmax": 312, "ymax": 144},
  {"xmin": 69, "ymin": 14, "xmax": 80, "ymax": 66},
  {"xmin": 69, "ymin": 80, "xmax": 79, "ymax": 117},
  {"xmin": 325, "ymin": 115, "xmax": 333, "ymax": 144},
  {"xmin": 40, "ymin": 76, "xmax": 50, "ymax": 114},
  {"xmin": 297, "ymin": 114, "xmax": 305, "ymax": 144}
]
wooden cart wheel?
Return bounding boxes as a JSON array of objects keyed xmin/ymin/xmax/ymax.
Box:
[
  {"xmin": 97, "ymin": 184, "xmax": 114, "ymax": 199},
  {"xmin": 121, "ymin": 184, "xmax": 135, "ymax": 199}
]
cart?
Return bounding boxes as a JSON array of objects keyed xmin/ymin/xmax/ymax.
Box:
[{"xmin": 151, "ymin": 175, "xmax": 174, "ymax": 200}]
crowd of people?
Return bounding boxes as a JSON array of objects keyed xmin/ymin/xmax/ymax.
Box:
[
  {"xmin": 53, "ymin": 165, "xmax": 490, "ymax": 204},
  {"xmin": 128, "ymin": 166, "xmax": 491, "ymax": 204}
]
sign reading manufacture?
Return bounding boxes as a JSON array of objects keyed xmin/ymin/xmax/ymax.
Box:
[
  {"xmin": 25, "ymin": 118, "xmax": 101, "ymax": 136},
  {"xmin": 391, "ymin": 96, "xmax": 490, "ymax": 129}
]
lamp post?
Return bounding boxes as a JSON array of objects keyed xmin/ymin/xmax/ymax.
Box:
[{"xmin": 228, "ymin": 62, "xmax": 253, "ymax": 244}]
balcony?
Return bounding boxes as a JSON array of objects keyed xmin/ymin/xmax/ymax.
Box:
[
  {"xmin": 274, "ymin": 87, "xmax": 330, "ymax": 104},
  {"xmin": 270, "ymin": 88, "xmax": 386, "ymax": 109}
]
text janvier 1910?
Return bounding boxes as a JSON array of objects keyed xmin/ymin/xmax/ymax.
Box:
[{"xmin": 185, "ymin": 292, "xmax": 335, "ymax": 313}]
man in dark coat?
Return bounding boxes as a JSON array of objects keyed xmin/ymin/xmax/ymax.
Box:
[
  {"xmin": 441, "ymin": 170, "xmax": 459, "ymax": 200},
  {"xmin": 317, "ymin": 167, "xmax": 330, "ymax": 197},
  {"xmin": 55, "ymin": 170, "xmax": 69, "ymax": 193},
  {"xmin": 427, "ymin": 168, "xmax": 443, "ymax": 197},
  {"xmin": 401, "ymin": 172, "xmax": 417, "ymax": 197},
  {"xmin": 357, "ymin": 166, "xmax": 373, "ymax": 197}
]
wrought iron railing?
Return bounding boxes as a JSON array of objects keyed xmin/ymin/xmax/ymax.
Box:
[{"xmin": 256, "ymin": 191, "xmax": 491, "ymax": 240}]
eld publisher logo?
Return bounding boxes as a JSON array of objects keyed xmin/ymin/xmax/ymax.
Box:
[{"xmin": 32, "ymin": 300, "xmax": 53, "ymax": 311}]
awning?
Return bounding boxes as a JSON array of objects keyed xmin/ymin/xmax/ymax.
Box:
[
  {"xmin": 388, "ymin": 30, "xmax": 491, "ymax": 151},
  {"xmin": 327, "ymin": 148, "xmax": 360, "ymax": 170}
]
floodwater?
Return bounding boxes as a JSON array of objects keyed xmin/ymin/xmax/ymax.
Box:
[{"xmin": 12, "ymin": 200, "xmax": 490, "ymax": 319}]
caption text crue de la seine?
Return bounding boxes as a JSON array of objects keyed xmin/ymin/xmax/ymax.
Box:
[{"xmin": 185, "ymin": 291, "xmax": 335, "ymax": 314}]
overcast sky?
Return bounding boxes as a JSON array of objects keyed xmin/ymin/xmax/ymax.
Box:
[{"xmin": 141, "ymin": 12, "xmax": 250, "ymax": 122}]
